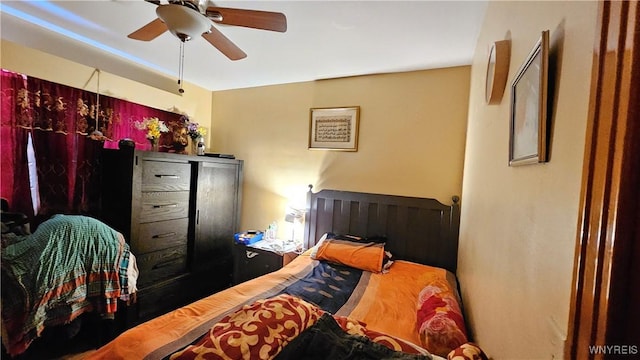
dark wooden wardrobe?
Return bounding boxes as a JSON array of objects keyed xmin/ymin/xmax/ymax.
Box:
[{"xmin": 100, "ymin": 149, "xmax": 243, "ymax": 326}]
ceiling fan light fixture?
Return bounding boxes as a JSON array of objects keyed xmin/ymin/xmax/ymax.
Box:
[{"xmin": 156, "ymin": 4, "xmax": 210, "ymax": 41}]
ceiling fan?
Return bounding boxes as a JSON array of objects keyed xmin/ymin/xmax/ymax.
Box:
[{"xmin": 128, "ymin": 0, "xmax": 287, "ymax": 61}]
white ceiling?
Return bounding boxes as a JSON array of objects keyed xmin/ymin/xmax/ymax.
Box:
[{"xmin": 1, "ymin": 1, "xmax": 488, "ymax": 94}]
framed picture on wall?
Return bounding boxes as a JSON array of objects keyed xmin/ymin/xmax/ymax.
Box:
[
  {"xmin": 308, "ymin": 106, "xmax": 360, "ymax": 151},
  {"xmin": 509, "ymin": 30, "xmax": 550, "ymax": 166}
]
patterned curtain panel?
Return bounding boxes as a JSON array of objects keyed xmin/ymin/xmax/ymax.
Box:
[
  {"xmin": 0, "ymin": 71, "xmax": 33, "ymax": 219},
  {"xmin": 0, "ymin": 69, "xmax": 183, "ymax": 224}
]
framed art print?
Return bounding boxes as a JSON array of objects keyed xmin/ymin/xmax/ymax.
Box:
[
  {"xmin": 509, "ymin": 30, "xmax": 550, "ymax": 166},
  {"xmin": 308, "ymin": 106, "xmax": 360, "ymax": 151}
]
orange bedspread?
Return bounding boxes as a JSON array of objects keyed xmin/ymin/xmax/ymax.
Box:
[{"xmin": 89, "ymin": 254, "xmax": 458, "ymax": 360}]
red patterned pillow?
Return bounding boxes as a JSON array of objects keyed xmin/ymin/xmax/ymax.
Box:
[
  {"xmin": 170, "ymin": 294, "xmax": 324, "ymax": 359},
  {"xmin": 447, "ymin": 342, "xmax": 489, "ymax": 360},
  {"xmin": 416, "ymin": 283, "xmax": 468, "ymax": 357}
]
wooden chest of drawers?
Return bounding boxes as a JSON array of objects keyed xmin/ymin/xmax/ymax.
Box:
[
  {"xmin": 135, "ymin": 160, "xmax": 190, "ymax": 289},
  {"xmin": 101, "ymin": 150, "xmax": 243, "ymax": 326}
]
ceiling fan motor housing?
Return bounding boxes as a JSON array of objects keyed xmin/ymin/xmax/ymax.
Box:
[{"xmin": 156, "ymin": 4, "xmax": 210, "ymax": 41}]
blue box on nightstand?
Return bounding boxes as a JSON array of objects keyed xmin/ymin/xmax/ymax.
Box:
[{"xmin": 234, "ymin": 231, "xmax": 264, "ymax": 245}]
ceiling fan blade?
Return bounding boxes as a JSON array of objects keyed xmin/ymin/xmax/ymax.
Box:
[
  {"xmin": 128, "ymin": 18, "xmax": 168, "ymax": 41},
  {"xmin": 202, "ymin": 26, "xmax": 247, "ymax": 60},
  {"xmin": 205, "ymin": 7, "xmax": 287, "ymax": 32}
]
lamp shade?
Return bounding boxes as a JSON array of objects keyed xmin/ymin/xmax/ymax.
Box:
[
  {"xmin": 284, "ymin": 207, "xmax": 304, "ymax": 223},
  {"xmin": 156, "ymin": 4, "xmax": 210, "ymax": 41},
  {"xmin": 284, "ymin": 213, "xmax": 296, "ymax": 223}
]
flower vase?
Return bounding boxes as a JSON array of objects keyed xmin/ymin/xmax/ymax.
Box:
[
  {"xmin": 149, "ymin": 138, "xmax": 159, "ymax": 152},
  {"xmin": 190, "ymin": 137, "xmax": 198, "ymax": 155}
]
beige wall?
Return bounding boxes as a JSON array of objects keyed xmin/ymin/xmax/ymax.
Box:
[
  {"xmin": 0, "ymin": 40, "xmax": 213, "ymax": 140},
  {"xmin": 211, "ymin": 68, "xmax": 470, "ymax": 237},
  {"xmin": 458, "ymin": 2, "xmax": 597, "ymax": 359}
]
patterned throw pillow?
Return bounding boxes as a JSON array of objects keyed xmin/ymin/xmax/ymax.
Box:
[
  {"xmin": 416, "ymin": 282, "xmax": 468, "ymax": 357},
  {"xmin": 170, "ymin": 294, "xmax": 324, "ymax": 360}
]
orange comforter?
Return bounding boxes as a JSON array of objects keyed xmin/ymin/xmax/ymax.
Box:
[{"xmin": 89, "ymin": 254, "xmax": 457, "ymax": 359}]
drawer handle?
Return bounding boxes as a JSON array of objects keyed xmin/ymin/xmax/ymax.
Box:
[
  {"xmin": 153, "ymin": 204, "xmax": 178, "ymax": 209},
  {"xmin": 152, "ymin": 232, "xmax": 177, "ymax": 239},
  {"xmin": 153, "ymin": 259, "xmax": 180, "ymax": 269},
  {"xmin": 246, "ymin": 250, "xmax": 259, "ymax": 259},
  {"xmin": 155, "ymin": 174, "xmax": 179, "ymax": 179}
]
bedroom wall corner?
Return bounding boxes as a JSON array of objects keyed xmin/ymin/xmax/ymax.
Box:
[{"xmin": 457, "ymin": 2, "xmax": 597, "ymax": 359}]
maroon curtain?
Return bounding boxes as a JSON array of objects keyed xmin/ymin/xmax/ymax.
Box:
[
  {"xmin": 1, "ymin": 70, "xmax": 33, "ymax": 219},
  {"xmin": 26, "ymin": 77, "xmax": 102, "ymax": 220},
  {"xmin": 0, "ymin": 69, "xmax": 183, "ymax": 224}
]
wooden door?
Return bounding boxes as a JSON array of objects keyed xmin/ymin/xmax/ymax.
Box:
[
  {"xmin": 193, "ymin": 159, "xmax": 242, "ymax": 273},
  {"xmin": 565, "ymin": 1, "xmax": 640, "ymax": 358}
]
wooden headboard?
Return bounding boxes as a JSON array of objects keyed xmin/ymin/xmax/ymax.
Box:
[{"xmin": 303, "ymin": 187, "xmax": 460, "ymax": 273}]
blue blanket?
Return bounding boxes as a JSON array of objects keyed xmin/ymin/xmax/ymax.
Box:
[{"xmin": 281, "ymin": 261, "xmax": 363, "ymax": 313}]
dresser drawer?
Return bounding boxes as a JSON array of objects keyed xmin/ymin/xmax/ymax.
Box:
[
  {"xmin": 136, "ymin": 275, "xmax": 192, "ymax": 321},
  {"xmin": 141, "ymin": 161, "xmax": 191, "ymax": 192},
  {"xmin": 133, "ymin": 218, "xmax": 188, "ymax": 254},
  {"xmin": 139, "ymin": 191, "xmax": 190, "ymax": 223},
  {"xmin": 136, "ymin": 245, "xmax": 188, "ymax": 288}
]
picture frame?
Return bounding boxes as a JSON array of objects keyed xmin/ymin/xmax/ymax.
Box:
[
  {"xmin": 308, "ymin": 106, "xmax": 360, "ymax": 151},
  {"xmin": 509, "ymin": 30, "xmax": 550, "ymax": 166}
]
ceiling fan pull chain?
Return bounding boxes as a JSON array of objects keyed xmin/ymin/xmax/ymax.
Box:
[
  {"xmin": 96, "ymin": 69, "xmax": 100, "ymax": 131},
  {"xmin": 178, "ymin": 40, "xmax": 185, "ymax": 94}
]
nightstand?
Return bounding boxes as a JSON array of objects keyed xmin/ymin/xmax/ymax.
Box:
[{"xmin": 233, "ymin": 241, "xmax": 298, "ymax": 284}]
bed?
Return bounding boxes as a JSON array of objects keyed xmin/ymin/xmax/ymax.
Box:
[{"xmin": 88, "ymin": 188, "xmax": 486, "ymax": 360}]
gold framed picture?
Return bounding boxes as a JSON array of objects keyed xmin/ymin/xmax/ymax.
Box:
[
  {"xmin": 308, "ymin": 106, "xmax": 360, "ymax": 151},
  {"xmin": 509, "ymin": 30, "xmax": 550, "ymax": 166}
]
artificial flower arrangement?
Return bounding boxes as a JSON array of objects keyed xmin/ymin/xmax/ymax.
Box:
[
  {"xmin": 185, "ymin": 119, "xmax": 207, "ymax": 140},
  {"xmin": 134, "ymin": 117, "xmax": 169, "ymax": 141}
]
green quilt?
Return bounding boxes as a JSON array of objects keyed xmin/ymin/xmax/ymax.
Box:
[{"xmin": 1, "ymin": 214, "xmax": 130, "ymax": 356}]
